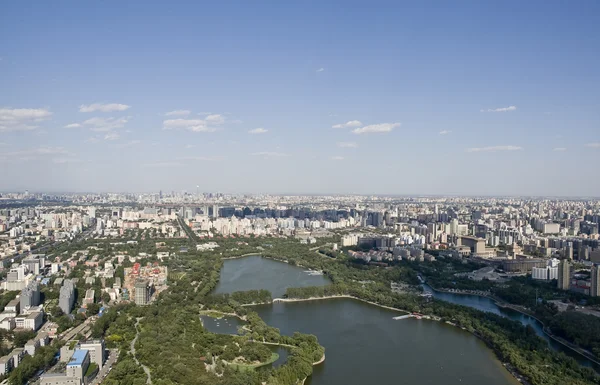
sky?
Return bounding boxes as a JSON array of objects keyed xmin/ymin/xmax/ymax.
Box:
[{"xmin": 0, "ymin": 1, "xmax": 599, "ymax": 196}]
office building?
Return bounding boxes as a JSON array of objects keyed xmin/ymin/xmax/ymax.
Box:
[
  {"xmin": 15, "ymin": 311, "xmax": 44, "ymax": 331},
  {"xmin": 10, "ymin": 348, "xmax": 24, "ymax": 368},
  {"xmin": 22, "ymin": 257, "xmax": 43, "ymax": 275},
  {"xmin": 134, "ymin": 279, "xmax": 151, "ymax": 305},
  {"xmin": 66, "ymin": 349, "xmax": 90, "ymax": 382},
  {"xmin": 557, "ymin": 260, "xmax": 571, "ymax": 290},
  {"xmin": 20, "ymin": 281, "xmax": 41, "ymax": 310},
  {"xmin": 458, "ymin": 236, "xmax": 486, "ymax": 255},
  {"xmin": 24, "ymin": 339, "xmax": 40, "ymax": 356},
  {"xmin": 531, "ymin": 258, "xmax": 559, "ymax": 280},
  {"xmin": 0, "ymin": 355, "xmax": 13, "ymax": 375},
  {"xmin": 39, "ymin": 373, "xmax": 79, "ymax": 385},
  {"xmin": 502, "ymin": 258, "xmax": 547, "ymax": 273},
  {"xmin": 5, "ymin": 298, "xmax": 20, "ymax": 314},
  {"xmin": 59, "ymin": 279, "xmax": 76, "ymax": 315},
  {"xmin": 79, "ymin": 340, "xmax": 106, "ymax": 368}
]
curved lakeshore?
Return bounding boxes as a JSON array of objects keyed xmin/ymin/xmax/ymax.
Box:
[
  {"xmin": 425, "ymin": 284, "xmax": 600, "ymax": 369},
  {"xmin": 215, "ymin": 255, "xmax": 521, "ymax": 385}
]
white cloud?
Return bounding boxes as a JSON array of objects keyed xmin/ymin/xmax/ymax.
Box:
[
  {"xmin": 439, "ymin": 130, "xmax": 451, "ymax": 135},
  {"xmin": 165, "ymin": 110, "xmax": 191, "ymax": 117},
  {"xmin": 104, "ymin": 132, "xmax": 120, "ymax": 141},
  {"xmin": 337, "ymin": 142, "xmax": 358, "ymax": 148},
  {"xmin": 352, "ymin": 122, "xmax": 400, "ymax": 134},
  {"xmin": 0, "ymin": 107, "xmax": 52, "ymax": 132},
  {"xmin": 185, "ymin": 144, "xmax": 196, "ymax": 149},
  {"xmin": 316, "ymin": 68, "xmax": 325, "ymax": 72},
  {"xmin": 163, "ymin": 119, "xmax": 214, "ymax": 132},
  {"xmin": 143, "ymin": 162, "xmax": 184, "ymax": 168},
  {"xmin": 205, "ymin": 114, "xmax": 225, "ymax": 125},
  {"xmin": 163, "ymin": 115, "xmax": 226, "ymax": 132},
  {"xmin": 85, "ymin": 137, "xmax": 99, "ymax": 143},
  {"xmin": 480, "ymin": 106, "xmax": 517, "ymax": 113},
  {"xmin": 64, "ymin": 123, "xmax": 82, "ymax": 129},
  {"xmin": 331, "ymin": 156, "xmax": 344, "ymax": 160},
  {"xmin": 197, "ymin": 112, "xmax": 212, "ymax": 116},
  {"xmin": 250, "ymin": 151, "xmax": 288, "ymax": 157},
  {"xmin": 553, "ymin": 147, "xmax": 567, "ymax": 152},
  {"xmin": 79, "ymin": 103, "xmax": 130, "ymax": 113},
  {"xmin": 585, "ymin": 142, "xmax": 600, "ymax": 148},
  {"xmin": 248, "ymin": 128, "xmax": 268, "ymax": 134},
  {"xmin": 467, "ymin": 145, "xmax": 523, "ymax": 153},
  {"xmin": 332, "ymin": 120, "xmax": 362, "ymax": 129},
  {"xmin": 83, "ymin": 116, "xmax": 129, "ymax": 132}
]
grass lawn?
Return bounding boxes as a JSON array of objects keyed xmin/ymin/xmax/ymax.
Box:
[{"xmin": 226, "ymin": 352, "xmax": 279, "ymax": 371}]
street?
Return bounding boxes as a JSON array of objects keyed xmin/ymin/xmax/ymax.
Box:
[{"xmin": 90, "ymin": 349, "xmax": 118, "ymax": 385}]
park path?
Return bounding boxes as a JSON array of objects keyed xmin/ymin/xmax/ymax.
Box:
[{"xmin": 131, "ymin": 318, "xmax": 152, "ymax": 384}]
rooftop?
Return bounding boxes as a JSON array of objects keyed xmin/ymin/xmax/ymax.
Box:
[{"xmin": 67, "ymin": 349, "xmax": 88, "ymax": 367}]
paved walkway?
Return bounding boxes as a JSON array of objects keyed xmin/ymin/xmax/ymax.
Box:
[{"xmin": 131, "ymin": 318, "xmax": 152, "ymax": 384}]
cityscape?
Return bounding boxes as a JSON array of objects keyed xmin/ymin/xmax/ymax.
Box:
[
  {"xmin": 2, "ymin": 1, "xmax": 599, "ymax": 385},
  {"xmin": 0, "ymin": 193, "xmax": 600, "ymax": 384}
]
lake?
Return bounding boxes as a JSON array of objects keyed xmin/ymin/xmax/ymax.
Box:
[
  {"xmin": 423, "ymin": 285, "xmax": 600, "ymax": 370},
  {"xmin": 213, "ymin": 255, "xmax": 331, "ymax": 298},
  {"xmin": 212, "ymin": 256, "xmax": 519, "ymax": 385}
]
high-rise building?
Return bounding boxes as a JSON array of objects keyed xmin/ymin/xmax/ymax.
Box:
[
  {"xmin": 557, "ymin": 260, "xmax": 571, "ymax": 290},
  {"xmin": 134, "ymin": 280, "xmax": 151, "ymax": 305},
  {"xmin": 591, "ymin": 265, "xmax": 600, "ymax": 297},
  {"xmin": 59, "ymin": 279, "xmax": 75, "ymax": 315},
  {"xmin": 20, "ymin": 281, "xmax": 40, "ymax": 310}
]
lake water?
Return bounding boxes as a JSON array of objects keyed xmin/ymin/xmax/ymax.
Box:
[
  {"xmin": 213, "ymin": 256, "xmax": 519, "ymax": 385},
  {"xmin": 423, "ymin": 285, "xmax": 600, "ymax": 370},
  {"xmin": 213, "ymin": 255, "xmax": 331, "ymax": 298}
]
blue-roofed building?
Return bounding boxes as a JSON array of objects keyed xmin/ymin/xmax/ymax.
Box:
[{"xmin": 66, "ymin": 349, "xmax": 89, "ymax": 382}]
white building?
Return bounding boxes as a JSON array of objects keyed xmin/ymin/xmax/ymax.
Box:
[{"xmin": 532, "ymin": 258, "xmax": 560, "ymax": 280}]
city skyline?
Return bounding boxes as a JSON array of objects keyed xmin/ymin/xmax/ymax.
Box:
[{"xmin": 1, "ymin": 1, "xmax": 599, "ymax": 195}]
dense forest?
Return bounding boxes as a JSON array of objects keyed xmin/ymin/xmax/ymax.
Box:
[{"xmin": 548, "ymin": 311, "xmax": 600, "ymax": 358}]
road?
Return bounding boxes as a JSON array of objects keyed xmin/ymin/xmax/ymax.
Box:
[
  {"xmin": 59, "ymin": 317, "xmax": 94, "ymax": 341},
  {"xmin": 131, "ymin": 318, "xmax": 152, "ymax": 384},
  {"xmin": 91, "ymin": 349, "xmax": 118, "ymax": 385},
  {"xmin": 176, "ymin": 215, "xmax": 196, "ymax": 242}
]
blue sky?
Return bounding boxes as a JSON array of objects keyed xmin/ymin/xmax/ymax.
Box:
[{"xmin": 1, "ymin": 1, "xmax": 599, "ymax": 196}]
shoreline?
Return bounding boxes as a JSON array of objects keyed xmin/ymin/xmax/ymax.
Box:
[
  {"xmin": 299, "ymin": 353, "xmax": 326, "ymax": 385},
  {"xmin": 217, "ymin": 255, "xmax": 596, "ymax": 383},
  {"xmin": 272, "ymin": 294, "xmax": 528, "ymax": 384},
  {"xmin": 272, "ymin": 295, "xmax": 410, "ymax": 314},
  {"xmin": 427, "ymin": 284, "xmax": 600, "ymax": 367},
  {"xmin": 221, "ymin": 253, "xmax": 318, "ymax": 272}
]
